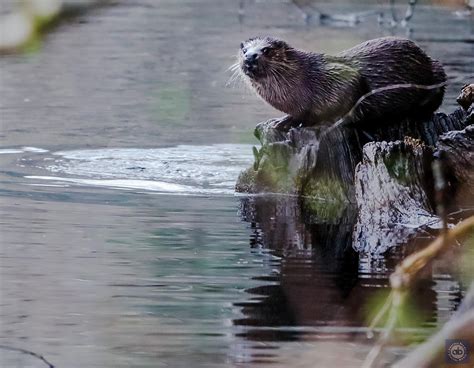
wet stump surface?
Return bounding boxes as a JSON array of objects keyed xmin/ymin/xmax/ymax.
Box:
[{"xmin": 237, "ymin": 84, "xmax": 474, "ymax": 253}]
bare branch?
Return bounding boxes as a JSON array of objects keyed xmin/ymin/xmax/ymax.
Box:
[{"xmin": 0, "ymin": 345, "xmax": 55, "ymax": 368}]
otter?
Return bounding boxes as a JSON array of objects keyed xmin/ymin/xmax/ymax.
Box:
[{"xmin": 238, "ymin": 36, "xmax": 446, "ymax": 130}]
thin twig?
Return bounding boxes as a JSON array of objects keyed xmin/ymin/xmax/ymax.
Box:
[
  {"xmin": 333, "ymin": 80, "xmax": 448, "ymax": 130},
  {"xmin": 326, "ymin": 74, "xmax": 474, "ymax": 134},
  {"xmin": 367, "ymin": 291, "xmax": 394, "ymax": 338},
  {"xmin": 0, "ymin": 344, "xmax": 55, "ymax": 368},
  {"xmin": 395, "ymin": 216, "xmax": 474, "ymax": 282},
  {"xmin": 362, "ymin": 290, "xmax": 407, "ymax": 368},
  {"xmin": 362, "ymin": 216, "xmax": 474, "ymax": 368}
]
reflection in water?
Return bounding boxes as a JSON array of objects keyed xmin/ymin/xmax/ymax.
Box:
[
  {"xmin": 233, "ymin": 195, "xmax": 463, "ymax": 364},
  {"xmin": 1, "ymin": 0, "xmax": 472, "ymax": 366},
  {"xmin": 1, "ymin": 146, "xmax": 464, "ymax": 366}
]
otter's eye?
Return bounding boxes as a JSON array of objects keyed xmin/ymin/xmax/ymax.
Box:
[{"xmin": 262, "ymin": 47, "xmax": 270, "ymax": 55}]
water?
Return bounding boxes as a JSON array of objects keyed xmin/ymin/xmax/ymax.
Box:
[{"xmin": 0, "ymin": 1, "xmax": 472, "ymax": 367}]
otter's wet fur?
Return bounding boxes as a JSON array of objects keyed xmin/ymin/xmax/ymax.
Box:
[{"xmin": 238, "ymin": 36, "xmax": 446, "ymax": 129}]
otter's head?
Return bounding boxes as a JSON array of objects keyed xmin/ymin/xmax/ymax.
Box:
[{"xmin": 239, "ymin": 37, "xmax": 293, "ymax": 81}]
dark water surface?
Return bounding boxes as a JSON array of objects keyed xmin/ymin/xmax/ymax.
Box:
[{"xmin": 0, "ymin": 1, "xmax": 473, "ymax": 367}]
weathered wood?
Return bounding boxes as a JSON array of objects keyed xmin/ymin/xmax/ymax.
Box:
[
  {"xmin": 352, "ymin": 138, "xmax": 439, "ymax": 253},
  {"xmin": 436, "ymin": 124, "xmax": 474, "ymax": 202},
  {"xmin": 237, "ymin": 86, "xmax": 474, "ymax": 253},
  {"xmin": 236, "ymin": 106, "xmax": 472, "ymax": 198},
  {"xmin": 457, "ymin": 83, "xmax": 474, "ymax": 111},
  {"xmin": 354, "ymin": 122, "xmax": 474, "ymax": 252}
]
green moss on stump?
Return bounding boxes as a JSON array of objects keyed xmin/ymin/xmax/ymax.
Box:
[{"xmin": 301, "ymin": 176, "xmax": 349, "ymax": 220}]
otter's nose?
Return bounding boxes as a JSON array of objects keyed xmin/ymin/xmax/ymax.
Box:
[{"xmin": 245, "ymin": 52, "xmax": 259, "ymax": 65}]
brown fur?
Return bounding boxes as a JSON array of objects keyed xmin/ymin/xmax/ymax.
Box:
[{"xmin": 238, "ymin": 36, "xmax": 446, "ymax": 128}]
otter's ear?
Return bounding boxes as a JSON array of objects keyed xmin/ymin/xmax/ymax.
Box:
[
  {"xmin": 273, "ymin": 40, "xmax": 287, "ymax": 49},
  {"xmin": 240, "ymin": 42, "xmax": 244, "ymax": 49}
]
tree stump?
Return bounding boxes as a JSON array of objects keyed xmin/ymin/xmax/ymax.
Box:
[{"xmin": 237, "ymin": 84, "xmax": 474, "ymax": 253}]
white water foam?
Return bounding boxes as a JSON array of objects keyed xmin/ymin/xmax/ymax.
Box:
[
  {"xmin": 28, "ymin": 144, "xmax": 254, "ymax": 195},
  {"xmin": 0, "ymin": 146, "xmax": 49, "ymax": 154}
]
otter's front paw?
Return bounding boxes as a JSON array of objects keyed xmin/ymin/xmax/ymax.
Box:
[{"xmin": 269, "ymin": 116, "xmax": 301, "ymax": 131}]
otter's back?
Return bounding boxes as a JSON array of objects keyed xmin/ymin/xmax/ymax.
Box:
[{"xmin": 339, "ymin": 37, "xmax": 446, "ymax": 120}]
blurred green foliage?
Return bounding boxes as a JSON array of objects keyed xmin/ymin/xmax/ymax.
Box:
[
  {"xmin": 151, "ymin": 85, "xmax": 190, "ymax": 125},
  {"xmin": 460, "ymin": 234, "xmax": 474, "ymax": 284}
]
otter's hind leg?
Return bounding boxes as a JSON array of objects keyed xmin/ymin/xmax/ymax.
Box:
[
  {"xmin": 417, "ymin": 60, "xmax": 446, "ymax": 115},
  {"xmin": 420, "ymin": 86, "xmax": 445, "ymax": 112}
]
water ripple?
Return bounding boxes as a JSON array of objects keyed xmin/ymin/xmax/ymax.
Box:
[{"xmin": 27, "ymin": 144, "xmax": 254, "ymax": 195}]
